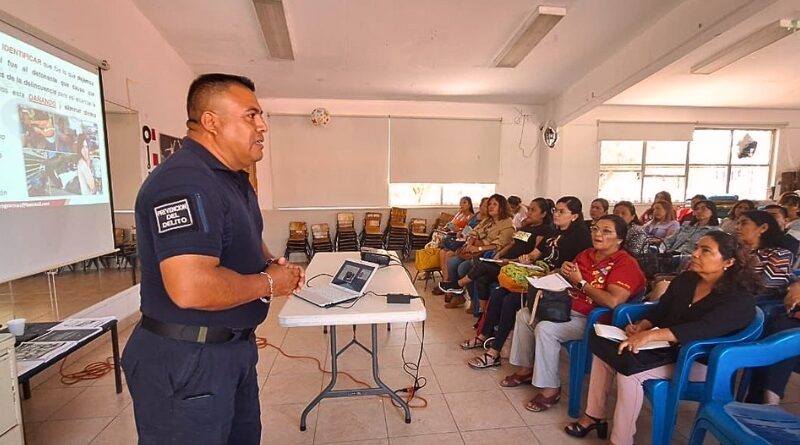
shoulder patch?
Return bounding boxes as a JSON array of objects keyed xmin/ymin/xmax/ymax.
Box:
[{"xmin": 153, "ymin": 196, "xmax": 197, "ymax": 235}]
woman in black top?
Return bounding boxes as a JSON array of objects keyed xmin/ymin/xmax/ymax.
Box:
[
  {"xmin": 533, "ymin": 196, "xmax": 592, "ymax": 268},
  {"xmin": 450, "ymin": 198, "xmax": 555, "ymax": 301},
  {"xmin": 566, "ymin": 231, "xmax": 759, "ymax": 445}
]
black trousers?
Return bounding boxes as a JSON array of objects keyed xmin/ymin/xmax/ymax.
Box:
[
  {"xmin": 745, "ymin": 315, "xmax": 800, "ymax": 402},
  {"xmin": 466, "ymin": 259, "xmax": 502, "ymax": 301},
  {"xmin": 121, "ymin": 324, "xmax": 261, "ymax": 445},
  {"xmin": 481, "ymin": 286, "xmax": 526, "ymax": 351}
]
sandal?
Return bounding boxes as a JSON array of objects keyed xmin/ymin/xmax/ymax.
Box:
[
  {"xmin": 460, "ymin": 336, "xmax": 485, "ymax": 350},
  {"xmin": 524, "ymin": 389, "xmax": 561, "ymax": 412},
  {"xmin": 500, "ymin": 372, "xmax": 533, "ymax": 388},
  {"xmin": 564, "ymin": 413, "xmax": 608, "ymax": 439},
  {"xmin": 467, "ymin": 352, "xmax": 501, "ymax": 369}
]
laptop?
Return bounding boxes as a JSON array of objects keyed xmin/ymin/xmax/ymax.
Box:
[{"xmin": 293, "ymin": 259, "xmax": 379, "ymax": 308}]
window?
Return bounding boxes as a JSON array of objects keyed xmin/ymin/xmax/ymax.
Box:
[
  {"xmin": 598, "ymin": 128, "xmax": 774, "ymax": 203},
  {"xmin": 389, "ymin": 183, "xmax": 496, "ymax": 207}
]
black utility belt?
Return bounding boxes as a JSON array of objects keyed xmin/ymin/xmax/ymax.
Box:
[{"xmin": 140, "ymin": 315, "xmax": 254, "ymax": 344}]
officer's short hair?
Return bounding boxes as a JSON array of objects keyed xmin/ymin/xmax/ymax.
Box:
[{"xmin": 187, "ymin": 73, "xmax": 256, "ymax": 123}]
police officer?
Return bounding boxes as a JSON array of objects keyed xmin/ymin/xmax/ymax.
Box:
[{"xmin": 122, "ymin": 73, "xmax": 303, "ymax": 444}]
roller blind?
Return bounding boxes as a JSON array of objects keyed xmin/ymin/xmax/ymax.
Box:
[
  {"xmin": 390, "ymin": 117, "xmax": 501, "ymax": 183},
  {"xmin": 269, "ymin": 115, "xmax": 389, "ymax": 208},
  {"xmin": 597, "ymin": 121, "xmax": 695, "ymax": 141}
]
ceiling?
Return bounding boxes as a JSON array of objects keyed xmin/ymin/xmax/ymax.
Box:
[
  {"xmin": 607, "ymin": 0, "xmax": 800, "ymax": 109},
  {"xmin": 132, "ymin": 0, "xmax": 680, "ymax": 104}
]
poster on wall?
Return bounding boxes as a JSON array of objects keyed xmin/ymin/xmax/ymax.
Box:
[{"xmin": 159, "ymin": 133, "xmax": 183, "ymax": 161}]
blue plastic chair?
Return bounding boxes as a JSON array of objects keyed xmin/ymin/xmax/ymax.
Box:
[
  {"xmin": 562, "ymin": 296, "xmax": 648, "ymax": 418},
  {"xmin": 644, "ymin": 307, "xmax": 765, "ymax": 445},
  {"xmin": 688, "ymin": 328, "xmax": 800, "ymax": 445}
]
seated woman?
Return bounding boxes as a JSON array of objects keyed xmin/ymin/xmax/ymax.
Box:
[
  {"xmin": 736, "ymin": 210, "xmax": 795, "ymax": 296},
  {"xmin": 566, "ymin": 231, "xmax": 758, "ymax": 445},
  {"xmin": 642, "ymin": 199, "xmax": 679, "ymax": 240},
  {"xmin": 662, "ymin": 199, "xmax": 721, "ymax": 255},
  {"xmin": 612, "ymin": 201, "xmax": 647, "ymax": 256},
  {"xmin": 450, "ymin": 198, "xmax": 554, "ymax": 316},
  {"xmin": 492, "ymin": 215, "xmax": 645, "ymax": 412},
  {"xmin": 585, "ymin": 198, "xmax": 609, "ymax": 229},
  {"xmin": 720, "ymin": 199, "xmax": 755, "ymax": 234},
  {"xmin": 640, "ymin": 191, "xmax": 673, "ymax": 224},
  {"xmin": 435, "ymin": 197, "xmax": 482, "ymax": 296},
  {"xmin": 439, "ymin": 194, "xmax": 515, "ymax": 308},
  {"xmin": 779, "ymin": 193, "xmax": 800, "ymax": 236}
]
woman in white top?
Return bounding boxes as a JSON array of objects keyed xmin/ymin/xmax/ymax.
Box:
[
  {"xmin": 642, "ymin": 200, "xmax": 680, "ymax": 240},
  {"xmin": 76, "ymin": 135, "xmax": 96, "ymax": 195},
  {"xmin": 780, "ymin": 193, "xmax": 800, "ymax": 234}
]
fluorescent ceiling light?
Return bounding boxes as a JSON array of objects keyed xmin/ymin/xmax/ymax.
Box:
[
  {"xmin": 691, "ymin": 19, "xmax": 798, "ymax": 74},
  {"xmin": 253, "ymin": 0, "xmax": 294, "ymax": 60},
  {"xmin": 492, "ymin": 6, "xmax": 566, "ymax": 68}
]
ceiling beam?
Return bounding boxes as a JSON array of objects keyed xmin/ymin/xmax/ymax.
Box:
[{"xmin": 253, "ymin": 0, "xmax": 294, "ymax": 60}]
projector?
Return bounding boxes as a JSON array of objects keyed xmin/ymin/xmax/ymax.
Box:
[{"xmin": 360, "ymin": 247, "xmax": 392, "ymax": 266}]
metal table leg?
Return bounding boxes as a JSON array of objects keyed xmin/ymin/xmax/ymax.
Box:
[
  {"xmin": 110, "ymin": 322, "xmax": 122, "ymax": 394},
  {"xmin": 298, "ymin": 324, "xmax": 412, "ymax": 431}
]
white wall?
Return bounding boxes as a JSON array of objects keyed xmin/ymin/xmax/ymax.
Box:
[
  {"xmin": 255, "ymin": 97, "xmax": 542, "ymax": 252},
  {"xmin": 539, "ymin": 104, "xmax": 800, "ymax": 208},
  {"xmin": 2, "ymin": 0, "xmax": 196, "ymax": 200}
]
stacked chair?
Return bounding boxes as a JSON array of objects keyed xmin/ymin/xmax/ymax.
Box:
[
  {"xmin": 408, "ymin": 218, "xmax": 429, "ymax": 252},
  {"xmin": 284, "ymin": 221, "xmax": 311, "ymax": 260},
  {"xmin": 334, "ymin": 212, "xmax": 359, "ymax": 251},
  {"xmin": 383, "ymin": 207, "xmax": 409, "ymax": 258},
  {"xmin": 310, "ymin": 223, "xmax": 334, "ymax": 257},
  {"xmin": 434, "ymin": 212, "xmax": 454, "ymax": 231},
  {"xmin": 360, "ymin": 212, "xmax": 384, "ymax": 249}
]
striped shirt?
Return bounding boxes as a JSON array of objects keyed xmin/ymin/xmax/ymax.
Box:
[{"xmin": 753, "ymin": 247, "xmax": 796, "ymax": 291}]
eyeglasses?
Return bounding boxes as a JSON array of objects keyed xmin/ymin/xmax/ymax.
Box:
[
  {"xmin": 553, "ymin": 209, "xmax": 571, "ymax": 215},
  {"xmin": 590, "ymin": 226, "xmax": 617, "ymax": 236}
]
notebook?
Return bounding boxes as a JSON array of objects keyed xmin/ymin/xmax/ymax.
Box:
[{"xmin": 293, "ymin": 259, "xmax": 379, "ymax": 307}]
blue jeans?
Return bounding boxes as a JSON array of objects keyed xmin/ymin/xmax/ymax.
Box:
[{"xmin": 446, "ymin": 256, "xmax": 471, "ymax": 284}]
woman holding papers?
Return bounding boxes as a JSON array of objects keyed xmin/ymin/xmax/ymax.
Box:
[
  {"xmin": 494, "ymin": 215, "xmax": 645, "ymax": 413},
  {"xmin": 451, "ymin": 198, "xmax": 554, "ymax": 321},
  {"xmin": 566, "ymin": 231, "xmax": 758, "ymax": 444}
]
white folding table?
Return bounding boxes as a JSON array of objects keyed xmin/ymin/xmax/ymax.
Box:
[{"xmin": 278, "ymin": 252, "xmax": 426, "ymax": 431}]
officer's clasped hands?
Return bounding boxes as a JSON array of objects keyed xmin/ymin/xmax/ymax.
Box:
[{"xmin": 266, "ymin": 257, "xmax": 305, "ymax": 296}]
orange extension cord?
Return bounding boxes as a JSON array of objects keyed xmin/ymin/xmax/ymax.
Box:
[{"xmin": 58, "ymin": 335, "xmax": 428, "ymax": 409}]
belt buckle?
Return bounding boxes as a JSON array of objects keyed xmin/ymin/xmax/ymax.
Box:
[{"xmin": 196, "ymin": 326, "xmax": 208, "ymax": 343}]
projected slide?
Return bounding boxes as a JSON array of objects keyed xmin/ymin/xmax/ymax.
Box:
[{"xmin": 0, "ymin": 31, "xmax": 109, "ymax": 208}]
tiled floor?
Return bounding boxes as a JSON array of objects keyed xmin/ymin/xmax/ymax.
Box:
[{"xmin": 16, "ymin": 264, "xmax": 800, "ymax": 444}]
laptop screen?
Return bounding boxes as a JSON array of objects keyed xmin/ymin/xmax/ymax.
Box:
[{"xmin": 331, "ymin": 260, "xmax": 377, "ymax": 293}]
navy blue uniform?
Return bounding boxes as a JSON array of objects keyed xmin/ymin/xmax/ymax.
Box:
[{"xmin": 122, "ymin": 137, "xmax": 267, "ymax": 444}]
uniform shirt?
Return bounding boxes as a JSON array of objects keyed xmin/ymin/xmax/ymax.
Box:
[
  {"xmin": 504, "ymin": 223, "xmax": 555, "ymax": 259},
  {"xmin": 568, "ymin": 248, "xmax": 646, "ymax": 316},
  {"xmin": 135, "ymin": 138, "xmax": 268, "ymax": 328},
  {"xmin": 645, "ymin": 272, "xmax": 755, "ymax": 345}
]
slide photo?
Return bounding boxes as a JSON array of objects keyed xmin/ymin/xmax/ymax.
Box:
[
  {"xmin": 18, "ymin": 106, "xmax": 56, "ymax": 151},
  {"xmin": 19, "ymin": 106, "xmax": 102, "ymax": 198}
]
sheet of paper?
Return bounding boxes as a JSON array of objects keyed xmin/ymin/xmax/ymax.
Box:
[
  {"xmin": 593, "ymin": 324, "xmax": 672, "ymax": 350},
  {"xmin": 526, "ymin": 273, "xmax": 571, "ymax": 291},
  {"xmin": 510, "ymin": 261, "xmax": 545, "ymax": 271},
  {"xmin": 478, "ymin": 257, "xmax": 503, "ymax": 263},
  {"xmin": 51, "ymin": 316, "xmax": 116, "ymax": 330}
]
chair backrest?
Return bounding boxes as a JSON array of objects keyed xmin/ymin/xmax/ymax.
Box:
[
  {"xmin": 364, "ymin": 212, "xmax": 382, "ymax": 234},
  {"xmin": 706, "ymin": 328, "xmax": 800, "ymax": 403},
  {"xmin": 390, "ymin": 207, "xmax": 407, "ymax": 225},
  {"xmin": 311, "ymin": 223, "xmax": 330, "ymax": 240},
  {"xmin": 337, "ymin": 212, "xmax": 355, "ymax": 230},
  {"xmin": 289, "ymin": 221, "xmax": 308, "ymax": 240},
  {"xmin": 409, "ymin": 218, "xmax": 427, "ymax": 235},
  {"xmin": 114, "ymin": 228, "xmax": 125, "ymax": 245}
]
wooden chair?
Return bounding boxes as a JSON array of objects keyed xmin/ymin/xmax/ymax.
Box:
[
  {"xmin": 384, "ymin": 207, "xmax": 409, "ymax": 257},
  {"xmin": 311, "ymin": 223, "xmax": 334, "ymax": 257},
  {"xmin": 408, "ymin": 218, "xmax": 429, "ymax": 251},
  {"xmin": 335, "ymin": 212, "xmax": 359, "ymax": 252},
  {"xmin": 285, "ymin": 221, "xmax": 311, "ymax": 260},
  {"xmin": 360, "ymin": 212, "xmax": 384, "ymax": 249}
]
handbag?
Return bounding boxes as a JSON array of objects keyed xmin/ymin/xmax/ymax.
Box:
[
  {"xmin": 526, "ymin": 288, "xmax": 571, "ymax": 323},
  {"xmin": 588, "ymin": 330, "xmax": 678, "ymax": 376},
  {"xmin": 497, "ymin": 262, "xmax": 549, "ymax": 292},
  {"xmin": 443, "ymin": 233, "xmax": 465, "ymax": 251},
  {"xmin": 414, "ymin": 246, "xmax": 440, "ymax": 271}
]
